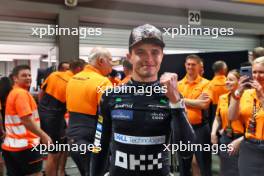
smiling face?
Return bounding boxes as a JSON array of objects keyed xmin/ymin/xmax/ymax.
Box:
[
  {"xmin": 252, "ymin": 62, "xmax": 264, "ymax": 87},
  {"xmin": 127, "ymin": 43, "xmax": 163, "ymax": 82},
  {"xmin": 13, "ymin": 69, "xmax": 32, "ymax": 89},
  {"xmin": 185, "ymin": 58, "xmax": 200, "ymax": 77},
  {"xmin": 225, "ymin": 72, "xmax": 239, "ymax": 92}
]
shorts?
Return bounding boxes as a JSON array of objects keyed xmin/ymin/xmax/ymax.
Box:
[
  {"xmin": 39, "ymin": 108, "xmax": 66, "ymax": 143},
  {"xmin": 38, "ymin": 94, "xmax": 67, "ymax": 153},
  {"xmin": 2, "ymin": 147, "xmax": 43, "ymax": 176}
]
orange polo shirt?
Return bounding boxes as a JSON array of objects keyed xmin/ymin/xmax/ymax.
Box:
[
  {"xmin": 204, "ymin": 75, "xmax": 228, "ymax": 105},
  {"xmin": 41, "ymin": 70, "xmax": 74, "ymax": 103},
  {"xmin": 66, "ymin": 65, "xmax": 112, "ymax": 115},
  {"xmin": 239, "ymin": 89, "xmax": 264, "ymax": 140},
  {"xmin": 216, "ymin": 93, "xmax": 244, "ymax": 134},
  {"xmin": 178, "ymin": 75, "xmax": 209, "ymax": 125}
]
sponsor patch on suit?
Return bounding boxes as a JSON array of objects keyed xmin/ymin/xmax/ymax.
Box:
[{"xmin": 111, "ymin": 110, "xmax": 133, "ymax": 120}]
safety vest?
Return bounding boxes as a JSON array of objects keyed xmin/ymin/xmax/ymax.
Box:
[{"xmin": 2, "ymin": 86, "xmax": 40, "ymax": 151}]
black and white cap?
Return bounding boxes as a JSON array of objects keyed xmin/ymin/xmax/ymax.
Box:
[{"xmin": 129, "ymin": 24, "xmax": 165, "ymax": 50}]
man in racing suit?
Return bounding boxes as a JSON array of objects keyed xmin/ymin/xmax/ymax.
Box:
[{"xmin": 90, "ymin": 24, "xmax": 195, "ymax": 176}]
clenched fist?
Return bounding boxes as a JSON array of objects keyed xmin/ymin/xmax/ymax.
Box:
[{"xmin": 160, "ymin": 72, "xmax": 181, "ymax": 103}]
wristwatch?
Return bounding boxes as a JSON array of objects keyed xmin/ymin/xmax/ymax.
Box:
[
  {"xmin": 233, "ymin": 89, "xmax": 242, "ymax": 100},
  {"xmin": 169, "ymin": 99, "xmax": 185, "ymax": 109}
]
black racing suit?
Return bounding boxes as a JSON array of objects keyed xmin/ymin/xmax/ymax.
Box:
[{"xmin": 90, "ymin": 80, "xmax": 195, "ymax": 176}]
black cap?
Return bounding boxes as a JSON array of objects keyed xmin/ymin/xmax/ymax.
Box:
[{"xmin": 129, "ymin": 24, "xmax": 165, "ymax": 50}]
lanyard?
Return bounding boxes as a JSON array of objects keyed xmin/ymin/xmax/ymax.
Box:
[{"xmin": 247, "ymin": 99, "xmax": 257, "ymax": 135}]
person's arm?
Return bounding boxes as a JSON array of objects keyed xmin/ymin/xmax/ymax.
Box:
[
  {"xmin": 38, "ymin": 89, "xmax": 45, "ymax": 102},
  {"xmin": 90, "ymin": 93, "xmax": 112, "ymax": 176},
  {"xmin": 20, "ymin": 115, "xmax": 52, "ymax": 145},
  {"xmin": 228, "ymin": 97, "xmax": 241, "ymax": 121},
  {"xmin": 170, "ymin": 107, "xmax": 196, "ymax": 158},
  {"xmin": 184, "ymin": 97, "xmax": 210, "ymax": 109},
  {"xmin": 211, "ymin": 117, "xmax": 220, "ymax": 144},
  {"xmin": 15, "ymin": 91, "xmax": 52, "ymax": 145},
  {"xmin": 228, "ymin": 76, "xmax": 249, "ymax": 120},
  {"xmin": 160, "ymin": 73, "xmax": 195, "ymax": 158}
]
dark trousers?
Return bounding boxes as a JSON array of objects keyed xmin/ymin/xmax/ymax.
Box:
[
  {"xmin": 208, "ymin": 104, "xmax": 217, "ymax": 130},
  {"xmin": 66, "ymin": 113, "xmax": 97, "ymax": 176},
  {"xmin": 238, "ymin": 140, "xmax": 264, "ymax": 176},
  {"xmin": 179, "ymin": 123, "xmax": 212, "ymax": 176},
  {"xmin": 219, "ymin": 135, "xmax": 240, "ymax": 176}
]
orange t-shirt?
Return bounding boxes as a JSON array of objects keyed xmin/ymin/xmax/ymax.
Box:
[
  {"xmin": 41, "ymin": 70, "xmax": 74, "ymax": 103},
  {"xmin": 216, "ymin": 93, "xmax": 244, "ymax": 134},
  {"xmin": 178, "ymin": 75, "xmax": 210, "ymax": 125},
  {"xmin": 204, "ymin": 75, "xmax": 228, "ymax": 105},
  {"xmin": 239, "ymin": 89, "xmax": 264, "ymax": 140},
  {"xmin": 66, "ymin": 65, "xmax": 112, "ymax": 115},
  {"xmin": 2, "ymin": 86, "xmax": 40, "ymax": 151}
]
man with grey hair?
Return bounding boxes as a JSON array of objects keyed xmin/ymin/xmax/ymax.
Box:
[{"xmin": 66, "ymin": 47, "xmax": 113, "ymax": 176}]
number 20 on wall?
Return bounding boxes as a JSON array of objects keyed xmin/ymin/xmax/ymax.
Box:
[{"xmin": 188, "ymin": 10, "xmax": 201, "ymax": 25}]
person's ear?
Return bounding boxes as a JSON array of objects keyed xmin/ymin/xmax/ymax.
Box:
[
  {"xmin": 97, "ymin": 58, "xmax": 104, "ymax": 66},
  {"xmin": 13, "ymin": 76, "xmax": 18, "ymax": 83},
  {"xmin": 126, "ymin": 53, "xmax": 131, "ymax": 62}
]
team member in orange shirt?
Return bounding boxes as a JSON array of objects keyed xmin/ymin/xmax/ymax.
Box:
[
  {"xmin": 178, "ymin": 54, "xmax": 211, "ymax": 176},
  {"xmin": 108, "ymin": 69, "xmax": 121, "ymax": 86},
  {"xmin": 66, "ymin": 47, "xmax": 113, "ymax": 176},
  {"xmin": 204, "ymin": 60, "xmax": 229, "ymax": 128},
  {"xmin": 2, "ymin": 65, "xmax": 52, "ymax": 176},
  {"xmin": 211, "ymin": 69, "xmax": 244, "ymax": 176},
  {"xmin": 229, "ymin": 56, "xmax": 264, "ymax": 176},
  {"xmin": 38, "ymin": 59, "xmax": 85, "ymax": 176}
]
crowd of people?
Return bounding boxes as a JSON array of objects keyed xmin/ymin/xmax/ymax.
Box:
[{"xmin": 0, "ymin": 23, "xmax": 263, "ymax": 176}]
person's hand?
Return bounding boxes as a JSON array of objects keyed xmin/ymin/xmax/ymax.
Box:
[
  {"xmin": 160, "ymin": 72, "xmax": 181, "ymax": 103},
  {"xmin": 237, "ymin": 76, "xmax": 251, "ymax": 93},
  {"xmin": 41, "ymin": 133, "xmax": 53, "ymax": 146},
  {"xmin": 219, "ymin": 129, "xmax": 224, "ymax": 135},
  {"xmin": 198, "ymin": 93, "xmax": 210, "ymax": 100},
  {"xmin": 228, "ymin": 138, "xmax": 242, "ymax": 156},
  {"xmin": 211, "ymin": 134, "xmax": 218, "ymax": 144},
  {"xmin": 249, "ymin": 80, "xmax": 264, "ymax": 101}
]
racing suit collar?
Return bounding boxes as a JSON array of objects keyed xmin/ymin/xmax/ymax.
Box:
[{"xmin": 129, "ymin": 78, "xmax": 160, "ymax": 87}]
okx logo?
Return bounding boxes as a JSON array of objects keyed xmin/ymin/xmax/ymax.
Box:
[{"xmin": 115, "ymin": 150, "xmax": 162, "ymax": 171}]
